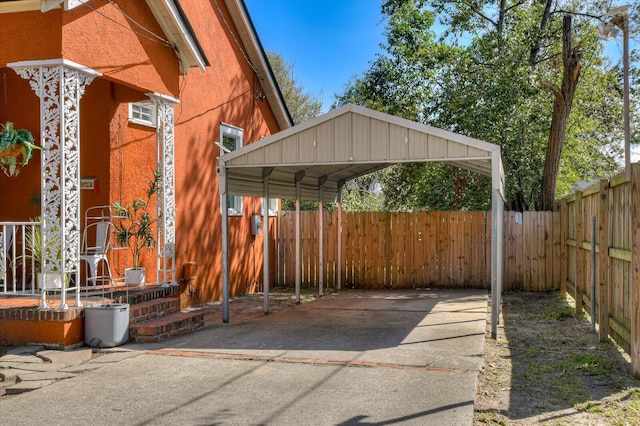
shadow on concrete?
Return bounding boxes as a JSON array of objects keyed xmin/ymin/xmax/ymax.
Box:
[{"xmin": 141, "ymin": 289, "xmax": 488, "ymax": 355}]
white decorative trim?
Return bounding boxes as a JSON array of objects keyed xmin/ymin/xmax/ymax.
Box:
[
  {"xmin": 11, "ymin": 60, "xmax": 99, "ymax": 309},
  {"xmin": 148, "ymin": 93, "xmax": 179, "ymax": 285}
]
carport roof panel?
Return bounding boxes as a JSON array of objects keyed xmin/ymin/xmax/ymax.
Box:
[{"xmin": 220, "ymin": 104, "xmax": 499, "ymax": 201}]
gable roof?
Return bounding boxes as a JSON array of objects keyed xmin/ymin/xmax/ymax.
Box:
[
  {"xmin": 219, "ymin": 104, "xmax": 504, "ymax": 202},
  {"xmin": 145, "ymin": 0, "xmax": 209, "ymax": 74},
  {"xmin": 224, "ymin": 0, "xmax": 293, "ymax": 129}
]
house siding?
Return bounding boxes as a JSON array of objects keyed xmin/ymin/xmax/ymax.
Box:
[{"xmin": 0, "ymin": 0, "xmax": 283, "ymax": 305}]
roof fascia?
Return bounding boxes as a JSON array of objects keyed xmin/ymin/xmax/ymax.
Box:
[
  {"xmin": 223, "ymin": 0, "xmax": 293, "ymax": 129},
  {"xmin": 0, "ymin": 0, "xmax": 39, "ymax": 13},
  {"xmin": 145, "ymin": 0, "xmax": 209, "ymax": 74}
]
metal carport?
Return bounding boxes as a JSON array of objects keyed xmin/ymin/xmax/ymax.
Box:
[{"xmin": 217, "ymin": 104, "xmax": 505, "ymax": 338}]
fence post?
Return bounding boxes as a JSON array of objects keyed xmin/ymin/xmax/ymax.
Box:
[
  {"xmin": 598, "ymin": 180, "xmax": 610, "ymax": 343},
  {"xmin": 630, "ymin": 163, "xmax": 640, "ymax": 378},
  {"xmin": 575, "ymin": 190, "xmax": 584, "ymax": 314},
  {"xmin": 560, "ymin": 198, "xmax": 568, "ymax": 298}
]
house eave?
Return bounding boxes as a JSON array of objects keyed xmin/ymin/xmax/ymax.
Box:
[
  {"xmin": 145, "ymin": 0, "xmax": 209, "ymax": 74},
  {"xmin": 224, "ymin": 0, "xmax": 293, "ymax": 130}
]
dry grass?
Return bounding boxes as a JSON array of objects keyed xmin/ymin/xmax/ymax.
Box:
[{"xmin": 475, "ymin": 291, "xmax": 640, "ymax": 426}]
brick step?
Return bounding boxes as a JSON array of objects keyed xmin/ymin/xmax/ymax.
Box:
[
  {"xmin": 123, "ymin": 286, "xmax": 180, "ymax": 305},
  {"xmin": 129, "ymin": 298, "xmax": 182, "ymax": 325},
  {"xmin": 128, "ymin": 310, "xmax": 205, "ymax": 343}
]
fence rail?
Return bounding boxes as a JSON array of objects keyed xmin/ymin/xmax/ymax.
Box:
[
  {"xmin": 561, "ymin": 170, "xmax": 634, "ymax": 356},
  {"xmin": 276, "ymin": 210, "xmax": 561, "ymax": 291}
]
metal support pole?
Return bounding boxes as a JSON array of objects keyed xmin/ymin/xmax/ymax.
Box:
[
  {"xmin": 295, "ymin": 172, "xmax": 303, "ymax": 303},
  {"xmin": 337, "ymin": 185, "xmax": 343, "ymax": 290},
  {"xmin": 623, "ymin": 15, "xmax": 631, "ymax": 182},
  {"xmin": 490, "ymin": 149, "xmax": 504, "ymax": 339},
  {"xmin": 263, "ymin": 168, "xmax": 272, "ymax": 314},
  {"xmin": 318, "ymin": 187, "xmax": 324, "ymax": 297},
  {"xmin": 220, "ymin": 167, "xmax": 230, "ymax": 323}
]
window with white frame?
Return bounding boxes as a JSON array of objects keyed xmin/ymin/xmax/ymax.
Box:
[
  {"xmin": 221, "ymin": 123, "xmax": 244, "ymax": 216},
  {"xmin": 129, "ymin": 101, "xmax": 156, "ymax": 127},
  {"xmin": 261, "ymin": 198, "xmax": 278, "ymax": 216}
]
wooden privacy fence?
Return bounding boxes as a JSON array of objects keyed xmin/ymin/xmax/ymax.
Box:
[
  {"xmin": 560, "ymin": 167, "xmax": 636, "ymax": 359},
  {"xmin": 276, "ymin": 210, "xmax": 562, "ymax": 291}
]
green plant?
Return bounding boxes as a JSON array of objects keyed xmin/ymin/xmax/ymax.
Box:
[
  {"xmin": 13, "ymin": 218, "xmax": 67, "ymax": 289},
  {"xmin": 15, "ymin": 217, "xmax": 60, "ymax": 270},
  {"xmin": 113, "ymin": 171, "xmax": 161, "ymax": 270},
  {"xmin": 0, "ymin": 121, "xmax": 40, "ymax": 176}
]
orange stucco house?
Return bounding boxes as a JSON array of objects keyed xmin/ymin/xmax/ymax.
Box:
[{"xmin": 0, "ymin": 0, "xmax": 291, "ymax": 314}]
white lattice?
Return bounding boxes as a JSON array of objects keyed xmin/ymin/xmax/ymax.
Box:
[
  {"xmin": 148, "ymin": 93, "xmax": 179, "ymax": 285},
  {"xmin": 11, "ymin": 59, "xmax": 100, "ymax": 308}
]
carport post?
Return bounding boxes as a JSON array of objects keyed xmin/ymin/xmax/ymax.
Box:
[
  {"xmin": 219, "ymin": 165, "xmax": 230, "ymax": 323},
  {"xmin": 263, "ymin": 168, "xmax": 273, "ymax": 314},
  {"xmin": 318, "ymin": 189, "xmax": 324, "ymax": 297},
  {"xmin": 337, "ymin": 184, "xmax": 343, "ymax": 290},
  {"xmin": 490, "ymin": 149, "xmax": 505, "ymax": 339},
  {"xmin": 295, "ymin": 171, "xmax": 304, "ymax": 303},
  {"xmin": 318, "ymin": 177, "xmax": 327, "ymax": 296}
]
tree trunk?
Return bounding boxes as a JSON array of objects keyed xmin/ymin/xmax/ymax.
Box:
[{"xmin": 540, "ymin": 15, "xmax": 581, "ymax": 211}]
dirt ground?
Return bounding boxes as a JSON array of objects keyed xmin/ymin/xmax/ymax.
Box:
[
  {"xmin": 475, "ymin": 291, "xmax": 640, "ymax": 426},
  {"xmin": 195, "ymin": 287, "xmax": 321, "ymax": 324}
]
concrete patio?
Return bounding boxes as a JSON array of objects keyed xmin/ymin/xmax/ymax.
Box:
[{"xmin": 0, "ymin": 289, "xmax": 488, "ymax": 425}]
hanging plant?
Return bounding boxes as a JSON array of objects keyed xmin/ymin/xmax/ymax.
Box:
[{"xmin": 0, "ymin": 121, "xmax": 40, "ymax": 176}]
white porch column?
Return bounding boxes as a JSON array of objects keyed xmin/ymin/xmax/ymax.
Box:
[
  {"xmin": 148, "ymin": 93, "xmax": 180, "ymax": 286},
  {"xmin": 9, "ymin": 59, "xmax": 101, "ymax": 310}
]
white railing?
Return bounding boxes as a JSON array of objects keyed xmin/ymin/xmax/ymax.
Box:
[{"xmin": 0, "ymin": 221, "xmax": 41, "ymax": 295}]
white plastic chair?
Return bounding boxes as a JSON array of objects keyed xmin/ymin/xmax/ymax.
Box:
[{"xmin": 80, "ymin": 221, "xmax": 115, "ymax": 288}]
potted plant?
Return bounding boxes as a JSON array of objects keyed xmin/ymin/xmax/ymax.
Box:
[
  {"xmin": 113, "ymin": 171, "xmax": 161, "ymax": 286},
  {"xmin": 0, "ymin": 122, "xmax": 40, "ymax": 176},
  {"xmin": 15, "ymin": 218, "xmax": 65, "ymax": 290}
]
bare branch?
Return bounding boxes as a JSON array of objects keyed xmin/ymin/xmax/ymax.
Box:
[
  {"xmin": 529, "ymin": 0, "xmax": 554, "ymax": 69},
  {"xmin": 469, "ymin": 4, "xmax": 497, "ymax": 27},
  {"xmin": 504, "ymin": 0, "xmax": 526, "ymax": 13},
  {"xmin": 553, "ymin": 9, "xmax": 606, "ymax": 21},
  {"xmin": 540, "ymin": 80, "xmax": 560, "ymax": 95},
  {"xmin": 531, "ymin": 51, "xmax": 563, "ymax": 66}
]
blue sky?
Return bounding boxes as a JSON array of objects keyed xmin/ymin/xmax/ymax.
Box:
[
  {"xmin": 245, "ymin": 0, "xmax": 385, "ymax": 112},
  {"xmin": 244, "ymin": 1, "xmax": 630, "ymax": 113}
]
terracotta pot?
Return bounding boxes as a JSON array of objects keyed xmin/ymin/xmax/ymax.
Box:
[{"xmin": 0, "ymin": 145, "xmax": 22, "ymax": 159}]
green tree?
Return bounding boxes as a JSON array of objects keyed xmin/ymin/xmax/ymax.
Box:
[
  {"xmin": 336, "ymin": 0, "xmax": 625, "ymax": 211},
  {"xmin": 267, "ymin": 51, "xmax": 322, "ymax": 125}
]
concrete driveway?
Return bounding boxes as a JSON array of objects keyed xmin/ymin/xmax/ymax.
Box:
[{"xmin": 0, "ymin": 289, "xmax": 488, "ymax": 425}]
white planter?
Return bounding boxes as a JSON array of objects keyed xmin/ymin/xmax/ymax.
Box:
[
  {"xmin": 125, "ymin": 267, "xmax": 146, "ymax": 287},
  {"xmin": 37, "ymin": 272, "xmax": 63, "ymax": 290}
]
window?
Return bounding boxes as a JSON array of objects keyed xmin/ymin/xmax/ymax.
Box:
[
  {"xmin": 129, "ymin": 102, "xmax": 156, "ymax": 127},
  {"xmin": 261, "ymin": 198, "xmax": 278, "ymax": 217},
  {"xmin": 220, "ymin": 123, "xmax": 244, "ymax": 216}
]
